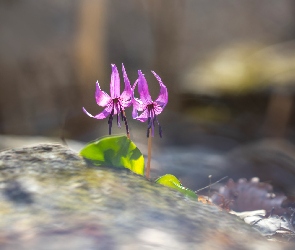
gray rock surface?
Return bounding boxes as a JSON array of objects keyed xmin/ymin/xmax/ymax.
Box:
[
  {"xmin": 0, "ymin": 143, "xmax": 287, "ymax": 249},
  {"xmin": 0, "ymin": 135, "xmax": 84, "ymax": 152}
]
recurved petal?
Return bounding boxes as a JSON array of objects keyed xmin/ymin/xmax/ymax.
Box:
[
  {"xmin": 82, "ymin": 104, "xmax": 113, "ymax": 120},
  {"xmin": 132, "ymin": 79, "xmax": 138, "ymax": 90},
  {"xmin": 152, "ymin": 71, "xmax": 168, "ymax": 108},
  {"xmin": 134, "ymin": 109, "xmax": 149, "ymax": 122},
  {"xmin": 132, "ymin": 107, "xmax": 138, "ymax": 120},
  {"xmin": 95, "ymin": 81, "xmax": 112, "ymax": 107},
  {"xmin": 110, "ymin": 64, "xmax": 120, "ymax": 98},
  {"xmin": 93, "ymin": 104, "xmax": 113, "ymax": 119},
  {"xmin": 138, "ymin": 70, "xmax": 152, "ymax": 104},
  {"xmin": 120, "ymin": 64, "xmax": 132, "ymax": 105},
  {"xmin": 154, "ymin": 104, "xmax": 164, "ymax": 116},
  {"xmin": 131, "ymin": 79, "xmax": 138, "ymax": 98},
  {"xmin": 82, "ymin": 107, "xmax": 95, "ymax": 118},
  {"xmin": 120, "ymin": 99, "xmax": 132, "ymax": 109},
  {"xmin": 132, "ymin": 97, "xmax": 144, "ymax": 118}
]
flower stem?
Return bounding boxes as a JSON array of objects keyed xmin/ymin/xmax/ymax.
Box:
[{"xmin": 146, "ymin": 128, "xmax": 152, "ymax": 179}]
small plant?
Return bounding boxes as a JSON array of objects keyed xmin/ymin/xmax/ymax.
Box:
[
  {"xmin": 132, "ymin": 69, "xmax": 168, "ymax": 179},
  {"xmin": 81, "ymin": 64, "xmax": 196, "ymax": 199}
]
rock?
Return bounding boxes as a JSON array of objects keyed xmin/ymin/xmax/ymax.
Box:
[
  {"xmin": 0, "ymin": 135, "xmax": 85, "ymax": 152},
  {"xmin": 0, "ymin": 144, "xmax": 286, "ymax": 249}
]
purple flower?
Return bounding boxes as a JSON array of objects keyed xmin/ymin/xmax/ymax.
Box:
[
  {"xmin": 132, "ymin": 70, "xmax": 168, "ymax": 137},
  {"xmin": 83, "ymin": 64, "xmax": 132, "ymax": 135}
]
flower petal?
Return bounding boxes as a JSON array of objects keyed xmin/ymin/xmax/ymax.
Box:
[
  {"xmin": 120, "ymin": 64, "xmax": 132, "ymax": 107},
  {"xmin": 131, "ymin": 79, "xmax": 142, "ymax": 118},
  {"xmin": 83, "ymin": 104, "xmax": 113, "ymax": 119},
  {"xmin": 134, "ymin": 109, "xmax": 149, "ymax": 122},
  {"xmin": 95, "ymin": 81, "xmax": 112, "ymax": 107},
  {"xmin": 110, "ymin": 64, "xmax": 120, "ymax": 98},
  {"xmin": 132, "ymin": 97, "xmax": 144, "ymax": 118},
  {"xmin": 153, "ymin": 104, "xmax": 163, "ymax": 116},
  {"xmin": 113, "ymin": 101, "xmax": 120, "ymax": 115},
  {"xmin": 131, "ymin": 79, "xmax": 138, "ymax": 97},
  {"xmin": 82, "ymin": 107, "xmax": 95, "ymax": 118},
  {"xmin": 138, "ymin": 70, "xmax": 152, "ymax": 104},
  {"xmin": 152, "ymin": 71, "xmax": 168, "ymax": 109},
  {"xmin": 94, "ymin": 104, "xmax": 113, "ymax": 119}
]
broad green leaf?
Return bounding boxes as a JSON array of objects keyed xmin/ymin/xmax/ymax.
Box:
[
  {"xmin": 80, "ymin": 135, "xmax": 144, "ymax": 175},
  {"xmin": 155, "ymin": 174, "xmax": 197, "ymax": 199}
]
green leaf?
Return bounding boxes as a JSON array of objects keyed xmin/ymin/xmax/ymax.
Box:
[
  {"xmin": 155, "ymin": 174, "xmax": 197, "ymax": 199},
  {"xmin": 80, "ymin": 135, "xmax": 144, "ymax": 175}
]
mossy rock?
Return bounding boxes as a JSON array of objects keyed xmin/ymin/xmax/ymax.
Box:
[{"xmin": 0, "ymin": 144, "xmax": 283, "ymax": 249}]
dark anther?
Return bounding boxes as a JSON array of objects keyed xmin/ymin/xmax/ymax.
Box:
[
  {"xmin": 108, "ymin": 116, "xmax": 113, "ymax": 135},
  {"xmin": 119, "ymin": 104, "xmax": 129, "ymax": 136},
  {"xmin": 108, "ymin": 108, "xmax": 114, "ymax": 135},
  {"xmin": 122, "ymin": 112, "xmax": 129, "ymax": 136},
  {"xmin": 116, "ymin": 112, "xmax": 120, "ymax": 127}
]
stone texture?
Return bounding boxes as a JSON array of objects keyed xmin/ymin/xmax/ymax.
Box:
[{"xmin": 0, "ymin": 143, "xmax": 288, "ymax": 249}]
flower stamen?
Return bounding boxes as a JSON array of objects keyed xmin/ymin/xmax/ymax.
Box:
[{"xmin": 108, "ymin": 107, "xmax": 114, "ymax": 135}]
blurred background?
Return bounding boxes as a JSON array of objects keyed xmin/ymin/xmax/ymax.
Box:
[{"xmin": 2, "ymin": 0, "xmax": 295, "ymax": 191}]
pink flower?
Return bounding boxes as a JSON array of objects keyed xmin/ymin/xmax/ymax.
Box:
[
  {"xmin": 83, "ymin": 64, "xmax": 132, "ymax": 135},
  {"xmin": 132, "ymin": 70, "xmax": 168, "ymax": 137}
]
